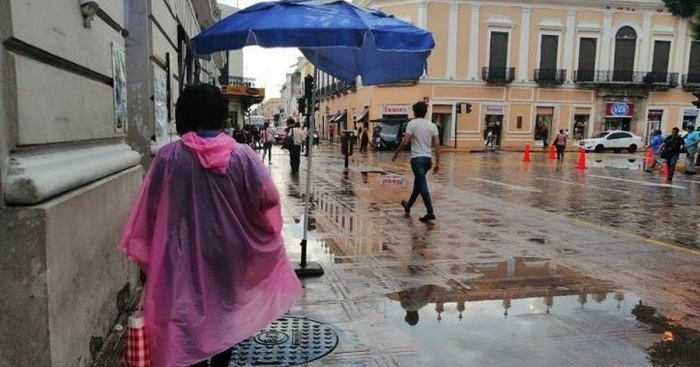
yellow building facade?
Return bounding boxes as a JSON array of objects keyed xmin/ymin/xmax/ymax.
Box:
[{"xmin": 314, "ymin": 0, "xmax": 700, "ymax": 150}]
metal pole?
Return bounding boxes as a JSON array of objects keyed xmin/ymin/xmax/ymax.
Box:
[{"xmin": 295, "ymin": 64, "xmax": 324, "ymax": 277}]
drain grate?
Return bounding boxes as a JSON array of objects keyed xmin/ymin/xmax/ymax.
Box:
[{"xmin": 230, "ymin": 316, "xmax": 339, "ymax": 366}]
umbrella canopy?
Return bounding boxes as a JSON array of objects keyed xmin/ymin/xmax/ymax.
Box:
[{"xmin": 192, "ymin": 0, "xmax": 434, "ymax": 85}]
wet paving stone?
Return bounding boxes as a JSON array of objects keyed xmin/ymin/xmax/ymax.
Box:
[{"xmin": 265, "ymin": 146, "xmax": 700, "ymax": 366}]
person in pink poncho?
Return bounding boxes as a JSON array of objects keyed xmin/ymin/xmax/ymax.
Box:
[{"xmin": 120, "ymin": 84, "xmax": 303, "ymax": 367}]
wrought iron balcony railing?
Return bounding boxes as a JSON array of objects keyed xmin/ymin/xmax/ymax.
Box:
[
  {"xmin": 225, "ymin": 76, "xmax": 256, "ymax": 87},
  {"xmin": 534, "ymin": 69, "xmax": 566, "ymax": 85},
  {"xmin": 643, "ymin": 72, "xmax": 679, "ymax": 88},
  {"xmin": 482, "ymin": 67, "xmax": 515, "ymax": 84},
  {"xmin": 574, "ymin": 70, "xmax": 646, "ymax": 84},
  {"xmin": 682, "ymin": 74, "xmax": 700, "ymax": 88}
]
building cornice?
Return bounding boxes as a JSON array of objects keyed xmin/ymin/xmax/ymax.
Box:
[{"xmin": 364, "ymin": 0, "xmax": 669, "ymax": 13}]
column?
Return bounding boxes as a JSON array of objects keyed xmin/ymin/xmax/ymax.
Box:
[
  {"xmin": 638, "ymin": 12, "xmax": 652, "ymax": 72},
  {"xmin": 446, "ymin": 3, "xmax": 459, "ymax": 78},
  {"xmin": 563, "ymin": 10, "xmax": 576, "ymax": 82},
  {"xmin": 518, "ymin": 7, "xmax": 532, "ymax": 81},
  {"xmin": 417, "ymin": 2, "xmax": 428, "ymax": 30},
  {"xmin": 468, "ymin": 5, "xmax": 480, "ymax": 79},
  {"xmin": 600, "ymin": 11, "xmax": 613, "ymax": 70},
  {"xmin": 674, "ymin": 18, "xmax": 688, "ymax": 74}
]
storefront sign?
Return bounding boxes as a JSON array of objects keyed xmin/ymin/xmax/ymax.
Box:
[
  {"xmin": 485, "ymin": 105, "xmax": 505, "ymax": 115},
  {"xmin": 683, "ymin": 108, "xmax": 699, "ymax": 117},
  {"xmin": 382, "ymin": 105, "xmax": 410, "ymax": 115},
  {"xmin": 605, "ymin": 102, "xmax": 633, "ymax": 117}
]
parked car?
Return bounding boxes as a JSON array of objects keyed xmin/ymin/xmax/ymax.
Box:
[{"xmin": 578, "ymin": 130, "xmax": 643, "ymax": 153}]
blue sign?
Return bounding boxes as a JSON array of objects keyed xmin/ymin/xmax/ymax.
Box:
[{"xmin": 610, "ymin": 103, "xmax": 629, "ymax": 116}]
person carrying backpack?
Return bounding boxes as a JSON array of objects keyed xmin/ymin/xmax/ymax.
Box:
[
  {"xmin": 553, "ymin": 129, "xmax": 567, "ymax": 161},
  {"xmin": 261, "ymin": 122, "xmax": 275, "ymax": 164}
]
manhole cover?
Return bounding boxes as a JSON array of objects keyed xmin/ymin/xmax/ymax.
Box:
[{"xmin": 230, "ymin": 316, "xmax": 339, "ymax": 366}]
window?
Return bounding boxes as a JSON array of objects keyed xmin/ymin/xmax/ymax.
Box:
[
  {"xmin": 577, "ymin": 38, "xmax": 597, "ymax": 81},
  {"xmin": 539, "ymin": 35, "xmax": 559, "ymax": 80},
  {"xmin": 688, "ymin": 41, "xmax": 700, "ymax": 83},
  {"xmin": 613, "ymin": 26, "xmax": 637, "ymax": 81},
  {"xmin": 607, "ymin": 132, "xmax": 630, "ymax": 140},
  {"xmin": 648, "ymin": 41, "xmax": 671, "ymax": 83},
  {"xmin": 489, "ymin": 32, "xmax": 509, "ymax": 79}
]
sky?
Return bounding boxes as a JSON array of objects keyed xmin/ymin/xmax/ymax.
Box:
[{"xmin": 218, "ymin": 0, "xmax": 303, "ymax": 100}]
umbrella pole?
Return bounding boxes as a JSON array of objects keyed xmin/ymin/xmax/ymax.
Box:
[{"xmin": 295, "ymin": 65, "xmax": 324, "ymax": 277}]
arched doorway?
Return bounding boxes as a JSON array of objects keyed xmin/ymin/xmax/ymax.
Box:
[{"xmin": 613, "ymin": 26, "xmax": 637, "ymax": 81}]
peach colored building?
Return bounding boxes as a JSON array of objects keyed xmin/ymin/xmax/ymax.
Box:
[{"xmin": 314, "ymin": 0, "xmax": 699, "ymax": 150}]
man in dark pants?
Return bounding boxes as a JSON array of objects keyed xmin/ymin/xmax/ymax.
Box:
[
  {"xmin": 392, "ymin": 101, "xmax": 441, "ymax": 222},
  {"xmin": 287, "ymin": 120, "xmax": 305, "ymax": 174},
  {"xmin": 661, "ymin": 127, "xmax": 685, "ymax": 183}
]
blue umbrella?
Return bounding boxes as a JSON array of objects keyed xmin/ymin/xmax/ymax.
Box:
[
  {"xmin": 192, "ymin": 0, "xmax": 435, "ymax": 85},
  {"xmin": 192, "ymin": 0, "xmax": 434, "ymax": 276}
]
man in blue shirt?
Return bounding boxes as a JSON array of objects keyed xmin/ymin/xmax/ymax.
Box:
[
  {"xmin": 683, "ymin": 126, "xmax": 700, "ymax": 174},
  {"xmin": 645, "ymin": 129, "xmax": 664, "ymax": 172}
]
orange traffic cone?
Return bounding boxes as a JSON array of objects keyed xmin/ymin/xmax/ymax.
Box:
[
  {"xmin": 576, "ymin": 148, "xmax": 587, "ymax": 169},
  {"xmin": 522, "ymin": 144, "xmax": 532, "ymax": 162},
  {"xmin": 548, "ymin": 144, "xmax": 556, "ymax": 160},
  {"xmin": 645, "ymin": 149, "xmax": 653, "ymax": 167}
]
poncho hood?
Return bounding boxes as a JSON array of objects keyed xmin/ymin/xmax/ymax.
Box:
[{"xmin": 181, "ymin": 132, "xmax": 235, "ymax": 175}]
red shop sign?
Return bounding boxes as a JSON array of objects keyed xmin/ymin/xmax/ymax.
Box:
[{"xmin": 605, "ymin": 102, "xmax": 634, "ymax": 117}]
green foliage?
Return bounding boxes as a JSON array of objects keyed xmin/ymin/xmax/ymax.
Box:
[{"xmin": 662, "ymin": 0, "xmax": 700, "ymax": 18}]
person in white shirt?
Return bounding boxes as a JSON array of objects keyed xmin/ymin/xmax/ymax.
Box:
[
  {"xmin": 392, "ymin": 101, "xmax": 441, "ymax": 222},
  {"xmin": 287, "ymin": 118, "xmax": 306, "ymax": 174}
]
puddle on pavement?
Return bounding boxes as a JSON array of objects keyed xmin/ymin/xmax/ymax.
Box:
[
  {"xmin": 587, "ymin": 155, "xmax": 645, "ymax": 170},
  {"xmin": 632, "ymin": 303, "xmax": 700, "ymax": 367},
  {"xmin": 380, "ymin": 284, "xmax": 698, "ymax": 367}
]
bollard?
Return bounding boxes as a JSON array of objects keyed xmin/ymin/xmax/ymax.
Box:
[{"xmin": 340, "ymin": 130, "xmax": 355, "ymax": 168}]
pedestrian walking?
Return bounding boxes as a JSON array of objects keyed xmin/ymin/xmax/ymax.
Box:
[
  {"xmin": 261, "ymin": 122, "xmax": 275, "ymax": 164},
  {"xmin": 329, "ymin": 124, "xmax": 335, "ymax": 143},
  {"xmin": 553, "ymin": 129, "xmax": 567, "ymax": 161},
  {"xmin": 683, "ymin": 125, "xmax": 699, "ymax": 175},
  {"xmin": 287, "ymin": 118, "xmax": 306, "ymax": 174},
  {"xmin": 484, "ymin": 130, "xmax": 494, "ymax": 150},
  {"xmin": 119, "ymin": 84, "xmax": 302, "ymax": 367},
  {"xmin": 392, "ymin": 101, "xmax": 441, "ymax": 222},
  {"xmin": 541, "ymin": 126, "xmax": 549, "ymax": 151},
  {"xmin": 660, "ymin": 127, "xmax": 685, "ymax": 182},
  {"xmin": 645, "ymin": 129, "xmax": 665, "ymax": 172},
  {"xmin": 358, "ymin": 126, "xmax": 369, "ymax": 152}
]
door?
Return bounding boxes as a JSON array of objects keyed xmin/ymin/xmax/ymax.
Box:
[
  {"xmin": 577, "ymin": 38, "xmax": 597, "ymax": 81},
  {"xmin": 649, "ymin": 41, "xmax": 671, "ymax": 83},
  {"xmin": 539, "ymin": 35, "xmax": 559, "ymax": 81},
  {"xmin": 613, "ymin": 27, "xmax": 637, "ymax": 82},
  {"xmin": 489, "ymin": 32, "xmax": 509, "ymax": 80}
]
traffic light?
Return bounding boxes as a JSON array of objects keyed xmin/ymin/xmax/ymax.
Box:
[
  {"xmin": 456, "ymin": 103, "xmax": 462, "ymax": 113},
  {"xmin": 465, "ymin": 103, "xmax": 472, "ymax": 114},
  {"xmin": 692, "ymin": 90, "xmax": 700, "ymax": 109},
  {"xmin": 297, "ymin": 97, "xmax": 306, "ymax": 115},
  {"xmin": 304, "ymin": 75, "xmax": 314, "ymax": 100}
]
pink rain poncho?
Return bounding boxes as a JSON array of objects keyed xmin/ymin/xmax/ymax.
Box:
[{"xmin": 120, "ymin": 132, "xmax": 303, "ymax": 366}]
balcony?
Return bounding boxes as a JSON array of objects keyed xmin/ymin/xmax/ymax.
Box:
[
  {"xmin": 534, "ymin": 69, "xmax": 566, "ymax": 85},
  {"xmin": 225, "ymin": 76, "xmax": 256, "ymax": 87},
  {"xmin": 643, "ymin": 72, "xmax": 679, "ymax": 90},
  {"xmin": 682, "ymin": 74, "xmax": 700, "ymax": 90},
  {"xmin": 482, "ymin": 67, "xmax": 515, "ymax": 84},
  {"xmin": 574, "ymin": 70, "xmax": 647, "ymax": 85}
]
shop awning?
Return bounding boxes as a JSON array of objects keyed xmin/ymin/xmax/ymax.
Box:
[
  {"xmin": 328, "ymin": 111, "xmax": 341, "ymax": 123},
  {"xmin": 331, "ymin": 110, "xmax": 347, "ymax": 123},
  {"xmin": 354, "ymin": 108, "xmax": 369, "ymax": 123}
]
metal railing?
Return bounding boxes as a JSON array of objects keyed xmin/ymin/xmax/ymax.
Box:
[
  {"xmin": 534, "ymin": 69, "xmax": 566, "ymax": 85},
  {"xmin": 225, "ymin": 76, "xmax": 256, "ymax": 87},
  {"xmin": 644, "ymin": 72, "xmax": 679, "ymax": 88},
  {"xmin": 682, "ymin": 74, "xmax": 700, "ymax": 88},
  {"xmin": 482, "ymin": 67, "xmax": 515, "ymax": 83},
  {"xmin": 574, "ymin": 70, "xmax": 646, "ymax": 84}
]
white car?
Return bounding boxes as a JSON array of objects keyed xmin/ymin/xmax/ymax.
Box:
[{"xmin": 578, "ymin": 131, "xmax": 643, "ymax": 153}]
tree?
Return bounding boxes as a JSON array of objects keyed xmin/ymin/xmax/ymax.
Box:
[{"xmin": 663, "ymin": 0, "xmax": 700, "ymax": 38}]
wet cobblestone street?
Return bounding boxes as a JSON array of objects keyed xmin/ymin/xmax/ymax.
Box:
[{"xmin": 267, "ymin": 144, "xmax": 700, "ymax": 367}]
